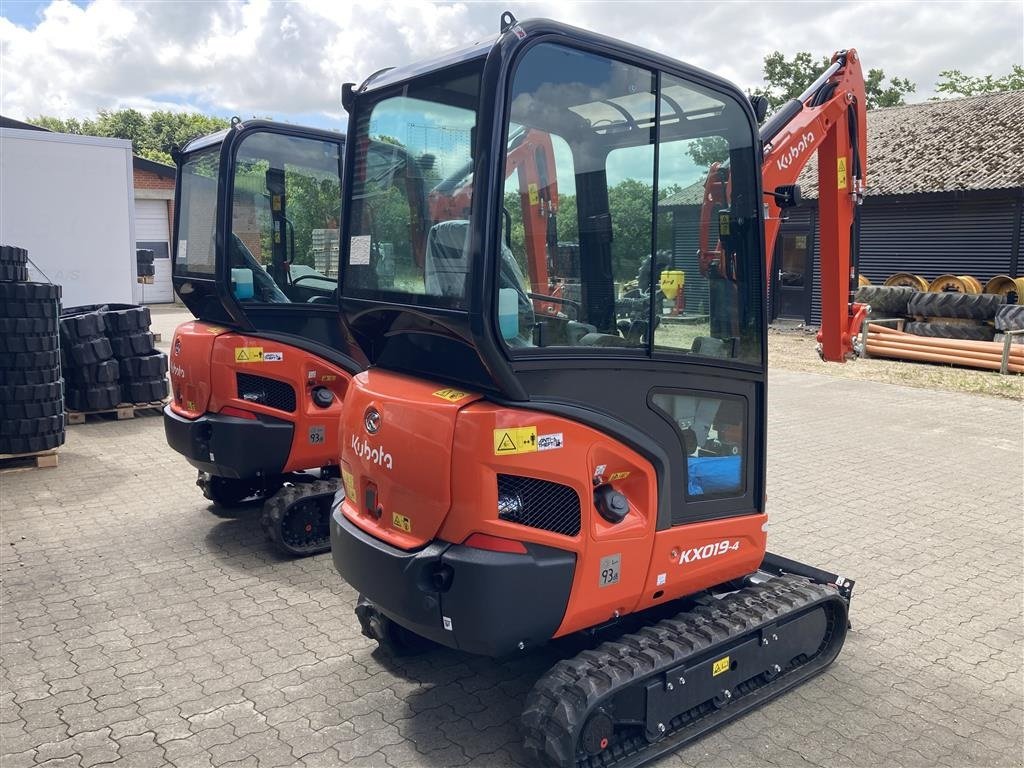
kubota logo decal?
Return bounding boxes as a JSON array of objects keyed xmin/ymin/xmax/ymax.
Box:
[
  {"xmin": 170, "ymin": 362, "xmax": 185, "ymax": 379},
  {"xmin": 350, "ymin": 435, "xmax": 393, "ymax": 470},
  {"xmin": 775, "ymin": 131, "xmax": 815, "ymax": 172},
  {"xmin": 679, "ymin": 540, "xmax": 740, "ymax": 565}
]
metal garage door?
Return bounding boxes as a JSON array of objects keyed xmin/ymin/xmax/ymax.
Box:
[{"xmin": 134, "ymin": 199, "xmax": 173, "ymax": 303}]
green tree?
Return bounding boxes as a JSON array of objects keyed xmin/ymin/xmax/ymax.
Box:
[
  {"xmin": 29, "ymin": 109, "xmax": 230, "ymax": 164},
  {"xmin": 752, "ymin": 51, "xmax": 915, "ymax": 111},
  {"xmin": 934, "ymin": 65, "xmax": 1024, "ymax": 97}
]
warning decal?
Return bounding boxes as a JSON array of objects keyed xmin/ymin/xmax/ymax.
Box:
[
  {"xmin": 537, "ymin": 433, "xmax": 563, "ymax": 451},
  {"xmin": 528, "ymin": 183, "xmax": 539, "ymax": 205},
  {"xmin": 392, "ymin": 512, "xmax": 412, "ymax": 533},
  {"xmin": 493, "ymin": 426, "xmax": 537, "ymax": 456},
  {"xmin": 712, "ymin": 656, "xmax": 730, "ymax": 677},
  {"xmin": 837, "ymin": 157, "xmax": 848, "ymax": 189},
  {"xmin": 234, "ymin": 347, "xmax": 264, "ymax": 362},
  {"xmin": 433, "ymin": 388, "xmax": 471, "ymax": 402}
]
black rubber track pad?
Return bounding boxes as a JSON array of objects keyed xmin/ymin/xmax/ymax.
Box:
[
  {"xmin": 0, "ymin": 282, "xmax": 62, "ymax": 302},
  {"xmin": 0, "ymin": 414, "xmax": 64, "ymax": 437},
  {"xmin": 59, "ymin": 309, "xmax": 106, "ymax": 340},
  {"xmin": 102, "ymin": 304, "xmax": 151, "ymax": 333},
  {"xmin": 1, "ymin": 349, "xmax": 60, "ymax": 370},
  {"xmin": 108, "ymin": 332, "xmax": 155, "ymax": 359},
  {"xmin": 0, "ymin": 398, "xmax": 64, "ymax": 420},
  {"xmin": 0, "ymin": 334, "xmax": 59, "ymax": 354},
  {"xmin": 0, "ymin": 430, "xmax": 65, "ymax": 455},
  {"xmin": 66, "ymin": 336, "xmax": 114, "ymax": 366},
  {"xmin": 0, "ymin": 381, "xmax": 63, "ymax": 403},
  {"xmin": 0, "ymin": 264, "xmax": 28, "ymax": 281},
  {"xmin": 0, "ymin": 246, "xmax": 29, "ymax": 265},
  {"xmin": 119, "ymin": 351, "xmax": 168, "ymax": 380},
  {"xmin": 67, "ymin": 359, "xmax": 120, "ymax": 385},
  {"xmin": 0, "ymin": 316, "xmax": 56, "ymax": 335},
  {"xmin": 122, "ymin": 378, "xmax": 168, "ymax": 403},
  {"xmin": 0, "ymin": 298, "xmax": 60, "ymax": 319},
  {"xmin": 65, "ymin": 384, "xmax": 121, "ymax": 411},
  {"xmin": 0, "ymin": 366, "xmax": 61, "ymax": 386}
]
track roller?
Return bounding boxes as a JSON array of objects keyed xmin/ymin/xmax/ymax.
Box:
[{"xmin": 261, "ymin": 479, "xmax": 340, "ymax": 557}]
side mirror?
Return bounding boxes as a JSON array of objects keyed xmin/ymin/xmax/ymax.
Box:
[
  {"xmin": 749, "ymin": 95, "xmax": 769, "ymax": 124},
  {"xmin": 773, "ymin": 184, "xmax": 802, "ymax": 209}
]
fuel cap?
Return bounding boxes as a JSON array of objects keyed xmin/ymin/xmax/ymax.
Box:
[{"xmin": 311, "ymin": 386, "xmax": 334, "ymax": 408}]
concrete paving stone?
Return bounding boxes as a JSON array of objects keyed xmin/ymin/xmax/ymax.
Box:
[{"xmin": 1, "ymin": 363, "xmax": 1021, "ymax": 768}]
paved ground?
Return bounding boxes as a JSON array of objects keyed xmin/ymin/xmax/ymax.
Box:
[{"xmin": 1, "ymin": 348, "xmax": 1022, "ymax": 766}]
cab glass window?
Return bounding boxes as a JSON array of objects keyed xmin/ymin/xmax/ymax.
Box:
[
  {"xmin": 175, "ymin": 147, "xmax": 219, "ymax": 277},
  {"xmin": 498, "ymin": 46, "xmax": 762, "ymax": 365},
  {"xmin": 344, "ymin": 63, "xmax": 482, "ymax": 309},
  {"xmin": 651, "ymin": 392, "xmax": 746, "ymax": 497},
  {"xmin": 229, "ymin": 131, "xmax": 343, "ymax": 304}
]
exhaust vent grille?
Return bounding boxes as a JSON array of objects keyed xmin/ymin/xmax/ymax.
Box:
[
  {"xmin": 236, "ymin": 373, "xmax": 296, "ymax": 412},
  {"xmin": 497, "ymin": 474, "xmax": 581, "ymax": 537}
]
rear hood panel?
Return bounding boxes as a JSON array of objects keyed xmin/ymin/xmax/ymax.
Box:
[
  {"xmin": 168, "ymin": 321, "xmax": 228, "ymax": 418},
  {"xmin": 341, "ymin": 370, "xmax": 481, "ymax": 549}
]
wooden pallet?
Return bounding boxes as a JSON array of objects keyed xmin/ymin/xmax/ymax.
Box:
[
  {"xmin": 0, "ymin": 449, "xmax": 59, "ymax": 473},
  {"xmin": 66, "ymin": 399, "xmax": 168, "ymax": 425},
  {"xmin": 137, "ymin": 276, "xmax": 154, "ymax": 284}
]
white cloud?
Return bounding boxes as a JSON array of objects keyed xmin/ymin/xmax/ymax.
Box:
[{"xmin": 1, "ymin": 0, "xmax": 1021, "ymax": 124}]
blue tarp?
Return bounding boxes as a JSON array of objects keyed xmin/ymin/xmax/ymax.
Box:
[{"xmin": 687, "ymin": 455, "xmax": 742, "ymax": 496}]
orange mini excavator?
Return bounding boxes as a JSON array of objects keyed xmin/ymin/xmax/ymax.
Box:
[{"xmin": 327, "ymin": 13, "xmax": 867, "ymax": 766}]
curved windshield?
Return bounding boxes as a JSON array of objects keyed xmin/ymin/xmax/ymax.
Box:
[{"xmin": 344, "ymin": 63, "xmax": 482, "ymax": 309}]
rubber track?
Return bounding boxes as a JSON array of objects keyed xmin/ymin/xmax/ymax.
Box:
[
  {"xmin": 522, "ymin": 576, "xmax": 845, "ymax": 768},
  {"xmin": 261, "ymin": 479, "xmax": 340, "ymax": 557}
]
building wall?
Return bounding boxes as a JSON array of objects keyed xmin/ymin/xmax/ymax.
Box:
[{"xmin": 132, "ymin": 168, "xmax": 175, "ymax": 236}]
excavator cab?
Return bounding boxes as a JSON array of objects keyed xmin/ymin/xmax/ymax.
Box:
[
  {"xmin": 331, "ymin": 15, "xmax": 853, "ymax": 766},
  {"xmin": 165, "ymin": 121, "xmax": 365, "ymax": 555}
]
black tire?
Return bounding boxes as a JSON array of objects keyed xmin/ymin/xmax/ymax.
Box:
[
  {"xmin": 137, "ymin": 263, "xmax": 156, "ymax": 277},
  {"xmin": 261, "ymin": 479, "xmax": 339, "ymax": 557},
  {"xmin": 0, "ymin": 264, "xmax": 28, "ymax": 281},
  {"xmin": 67, "ymin": 359, "xmax": 120, "ymax": 385},
  {"xmin": 66, "ymin": 336, "xmax": 114, "ymax": 366},
  {"xmin": 122, "ymin": 377, "xmax": 168, "ymax": 403},
  {"xmin": 0, "ymin": 381, "xmax": 63, "ymax": 403},
  {"xmin": 101, "ymin": 304, "xmax": 151, "ymax": 333},
  {"xmin": 907, "ymin": 292, "xmax": 1004, "ymax": 321},
  {"xmin": 65, "ymin": 384, "xmax": 121, "ymax": 412},
  {"xmin": 904, "ymin": 321, "xmax": 996, "ymax": 341},
  {"xmin": 0, "ymin": 366, "xmax": 61, "ymax": 386},
  {"xmin": 0, "ymin": 246, "xmax": 28, "ymax": 265},
  {"xmin": 1, "ymin": 349, "xmax": 60, "ymax": 370},
  {"xmin": 0, "ymin": 298, "xmax": 59, "ymax": 319},
  {"xmin": 0, "ymin": 333, "xmax": 59, "ymax": 353},
  {"xmin": 136, "ymin": 249, "xmax": 155, "ymax": 265},
  {"xmin": 0, "ymin": 398, "xmax": 64, "ymax": 420},
  {"xmin": 0, "ymin": 282, "xmax": 62, "ymax": 302},
  {"xmin": 59, "ymin": 308, "xmax": 106, "ymax": 340},
  {"xmin": 0, "ymin": 414, "xmax": 64, "ymax": 437},
  {"xmin": 854, "ymin": 285, "xmax": 917, "ymax": 317},
  {"xmin": 108, "ymin": 332, "xmax": 155, "ymax": 358},
  {"xmin": 994, "ymin": 333, "xmax": 1024, "ymax": 346},
  {"xmin": 0, "ymin": 316, "xmax": 54, "ymax": 335},
  {"xmin": 119, "ymin": 351, "xmax": 168, "ymax": 380},
  {"xmin": 994, "ymin": 304, "xmax": 1024, "ymax": 332},
  {"xmin": 0, "ymin": 430, "xmax": 65, "ymax": 454}
]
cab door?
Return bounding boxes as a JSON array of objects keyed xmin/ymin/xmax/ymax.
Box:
[{"xmin": 173, "ymin": 120, "xmax": 358, "ymax": 365}]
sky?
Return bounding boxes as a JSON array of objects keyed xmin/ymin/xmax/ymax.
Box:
[{"xmin": 1, "ymin": 0, "xmax": 1022, "ymax": 131}]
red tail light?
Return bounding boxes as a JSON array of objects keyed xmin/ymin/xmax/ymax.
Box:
[
  {"xmin": 463, "ymin": 533, "xmax": 527, "ymax": 554},
  {"xmin": 219, "ymin": 406, "xmax": 257, "ymax": 420}
]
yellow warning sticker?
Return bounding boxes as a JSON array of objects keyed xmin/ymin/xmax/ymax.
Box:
[
  {"xmin": 718, "ymin": 213, "xmax": 730, "ymax": 236},
  {"xmin": 493, "ymin": 426, "xmax": 538, "ymax": 456},
  {"xmin": 341, "ymin": 467, "xmax": 356, "ymax": 500},
  {"xmin": 528, "ymin": 183, "xmax": 539, "ymax": 206},
  {"xmin": 205, "ymin": 326, "xmax": 224, "ymax": 334},
  {"xmin": 712, "ymin": 656, "xmax": 730, "ymax": 677},
  {"xmin": 837, "ymin": 157, "xmax": 848, "ymax": 190},
  {"xmin": 609, "ymin": 471, "xmax": 631, "ymax": 482},
  {"xmin": 433, "ymin": 388, "xmax": 471, "ymax": 403},
  {"xmin": 234, "ymin": 346, "xmax": 264, "ymax": 363},
  {"xmin": 392, "ymin": 512, "xmax": 412, "ymax": 533}
]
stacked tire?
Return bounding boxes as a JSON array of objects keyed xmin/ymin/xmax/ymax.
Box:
[
  {"xmin": 995, "ymin": 305, "xmax": 1024, "ymax": 346},
  {"xmin": 136, "ymin": 249, "xmax": 155, "ymax": 279},
  {"xmin": 60, "ymin": 306, "xmax": 121, "ymax": 411},
  {"xmin": 905, "ymin": 292, "xmax": 1002, "ymax": 341},
  {"xmin": 0, "ymin": 245, "xmax": 66, "ymax": 455},
  {"xmin": 104, "ymin": 305, "xmax": 168, "ymax": 403}
]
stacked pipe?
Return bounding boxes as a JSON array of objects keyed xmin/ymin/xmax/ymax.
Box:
[{"xmin": 866, "ymin": 323, "xmax": 1023, "ymax": 373}]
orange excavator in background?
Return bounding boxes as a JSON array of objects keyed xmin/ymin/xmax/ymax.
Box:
[
  {"xmin": 328, "ymin": 12, "xmax": 867, "ymax": 767},
  {"xmin": 164, "ymin": 119, "xmax": 568, "ymax": 556}
]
